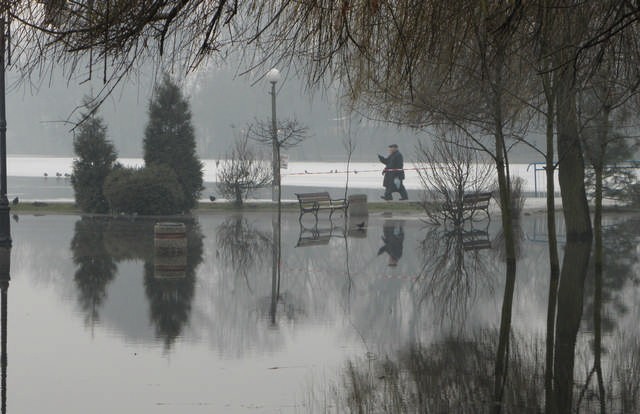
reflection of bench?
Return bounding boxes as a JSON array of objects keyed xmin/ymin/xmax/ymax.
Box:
[
  {"xmin": 296, "ymin": 223, "xmax": 345, "ymax": 247},
  {"xmin": 295, "ymin": 192, "xmax": 348, "ymax": 221},
  {"xmin": 456, "ymin": 192, "xmax": 492, "ymax": 221},
  {"xmin": 462, "ymin": 229, "xmax": 492, "ymax": 251}
]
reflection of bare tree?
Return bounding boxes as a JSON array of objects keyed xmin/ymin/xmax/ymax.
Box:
[
  {"xmin": 326, "ymin": 333, "xmax": 543, "ymax": 413},
  {"xmin": 315, "ymin": 328, "xmax": 640, "ymax": 413},
  {"xmin": 578, "ymin": 217, "xmax": 640, "ymax": 411},
  {"xmin": 216, "ymin": 215, "xmax": 271, "ymax": 292},
  {"xmin": 492, "ymin": 220, "xmax": 525, "ymax": 261},
  {"xmin": 606, "ymin": 336, "xmax": 640, "ymax": 413},
  {"xmin": 70, "ymin": 217, "xmax": 117, "ymax": 326},
  {"xmin": 417, "ymin": 224, "xmax": 494, "ymax": 324},
  {"xmin": 553, "ymin": 238, "xmax": 592, "ymax": 413}
]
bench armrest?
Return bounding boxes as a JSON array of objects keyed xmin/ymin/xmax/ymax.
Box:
[{"xmin": 330, "ymin": 198, "xmax": 347, "ymax": 206}]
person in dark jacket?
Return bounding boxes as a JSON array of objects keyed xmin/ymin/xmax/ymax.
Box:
[
  {"xmin": 377, "ymin": 220, "xmax": 405, "ymax": 266},
  {"xmin": 378, "ymin": 144, "xmax": 408, "ymax": 200}
]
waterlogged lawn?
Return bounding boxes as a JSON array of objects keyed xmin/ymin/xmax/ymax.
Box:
[{"xmin": 4, "ymin": 211, "xmax": 639, "ymax": 413}]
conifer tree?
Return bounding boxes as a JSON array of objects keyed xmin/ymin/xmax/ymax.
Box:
[
  {"xmin": 71, "ymin": 103, "xmax": 118, "ymax": 213},
  {"xmin": 143, "ymin": 74, "xmax": 204, "ymax": 210}
]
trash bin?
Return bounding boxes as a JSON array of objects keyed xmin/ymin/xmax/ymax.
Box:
[{"xmin": 348, "ymin": 194, "xmax": 368, "ymax": 217}]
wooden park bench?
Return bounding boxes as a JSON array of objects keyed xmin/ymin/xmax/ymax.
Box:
[
  {"xmin": 295, "ymin": 191, "xmax": 348, "ymax": 221},
  {"xmin": 456, "ymin": 192, "xmax": 492, "ymax": 222},
  {"xmin": 440, "ymin": 192, "xmax": 492, "ymax": 225}
]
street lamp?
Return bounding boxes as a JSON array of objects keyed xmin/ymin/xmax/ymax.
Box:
[
  {"xmin": 266, "ymin": 68, "xmax": 281, "ymax": 203},
  {"xmin": 266, "ymin": 68, "xmax": 282, "ymax": 326},
  {"xmin": 0, "ymin": 16, "xmax": 10, "ymax": 247},
  {"xmin": 0, "ymin": 14, "xmax": 11, "ymax": 247}
]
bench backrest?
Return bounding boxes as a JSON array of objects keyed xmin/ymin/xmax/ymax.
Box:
[
  {"xmin": 296, "ymin": 192, "xmax": 331, "ymax": 202},
  {"xmin": 463, "ymin": 192, "xmax": 492, "ymax": 203}
]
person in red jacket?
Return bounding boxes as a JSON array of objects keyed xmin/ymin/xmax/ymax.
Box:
[{"xmin": 378, "ymin": 144, "xmax": 408, "ymax": 201}]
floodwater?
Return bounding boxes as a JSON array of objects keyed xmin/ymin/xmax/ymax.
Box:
[{"xmin": 2, "ymin": 211, "xmax": 639, "ymax": 413}]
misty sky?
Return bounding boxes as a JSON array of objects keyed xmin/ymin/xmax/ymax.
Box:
[{"xmin": 6, "ymin": 62, "xmax": 545, "ymax": 163}]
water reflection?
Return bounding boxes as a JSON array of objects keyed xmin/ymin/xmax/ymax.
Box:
[
  {"xmin": 322, "ymin": 214, "xmax": 640, "ymax": 412},
  {"xmin": 418, "ymin": 223, "xmax": 494, "ymax": 324},
  {"xmin": 377, "ymin": 219, "xmax": 404, "ymax": 266},
  {"xmin": 70, "ymin": 217, "xmax": 203, "ymax": 350},
  {"xmin": 71, "ymin": 218, "xmax": 117, "ymax": 326},
  {"xmin": 332, "ymin": 334, "xmax": 543, "ymax": 413},
  {"xmin": 216, "ymin": 215, "xmax": 271, "ymax": 293},
  {"xmin": 7, "ymin": 211, "xmax": 640, "ymax": 412},
  {"xmin": 0, "ymin": 247, "xmax": 8, "ymax": 414}
]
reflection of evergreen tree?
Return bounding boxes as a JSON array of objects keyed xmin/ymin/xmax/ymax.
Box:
[
  {"xmin": 583, "ymin": 218, "xmax": 640, "ymax": 338},
  {"xmin": 71, "ymin": 216, "xmax": 204, "ymax": 349},
  {"xmin": 143, "ymin": 221, "xmax": 203, "ymax": 350},
  {"xmin": 71, "ymin": 217, "xmax": 117, "ymax": 326}
]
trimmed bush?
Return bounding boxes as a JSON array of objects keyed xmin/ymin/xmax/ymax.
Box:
[{"xmin": 104, "ymin": 165, "xmax": 184, "ymax": 215}]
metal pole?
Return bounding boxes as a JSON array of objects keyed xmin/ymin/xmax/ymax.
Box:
[
  {"xmin": 270, "ymin": 81, "xmax": 279, "ymax": 203},
  {"xmin": 0, "ymin": 245, "xmax": 10, "ymax": 414},
  {"xmin": 0, "ymin": 17, "xmax": 11, "ymax": 247}
]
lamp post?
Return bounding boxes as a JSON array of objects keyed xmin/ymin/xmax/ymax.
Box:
[
  {"xmin": 266, "ymin": 68, "xmax": 281, "ymax": 203},
  {"xmin": 266, "ymin": 68, "xmax": 282, "ymax": 326},
  {"xmin": 0, "ymin": 16, "xmax": 10, "ymax": 247}
]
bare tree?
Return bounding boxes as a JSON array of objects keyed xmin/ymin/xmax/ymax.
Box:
[
  {"xmin": 248, "ymin": 117, "xmax": 309, "ymax": 150},
  {"xmin": 416, "ymin": 128, "xmax": 493, "ymax": 225},
  {"xmin": 216, "ymin": 134, "xmax": 270, "ymax": 206}
]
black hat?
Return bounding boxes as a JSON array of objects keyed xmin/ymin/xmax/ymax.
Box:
[{"xmin": 388, "ymin": 144, "xmax": 398, "ymax": 148}]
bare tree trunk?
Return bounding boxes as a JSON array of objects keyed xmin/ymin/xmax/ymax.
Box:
[
  {"xmin": 544, "ymin": 86, "xmax": 560, "ymax": 414},
  {"xmin": 593, "ymin": 165, "xmax": 606, "ymax": 413},
  {"xmin": 552, "ymin": 66, "xmax": 593, "ymax": 414},
  {"xmin": 490, "ymin": 51, "xmax": 517, "ymax": 414},
  {"xmin": 492, "ymin": 134, "xmax": 517, "ymax": 414},
  {"xmin": 555, "ymin": 72, "xmax": 592, "ymax": 241},
  {"xmin": 234, "ymin": 185, "xmax": 243, "ymax": 207}
]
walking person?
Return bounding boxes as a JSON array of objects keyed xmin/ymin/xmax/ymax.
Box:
[{"xmin": 378, "ymin": 144, "xmax": 408, "ymax": 200}]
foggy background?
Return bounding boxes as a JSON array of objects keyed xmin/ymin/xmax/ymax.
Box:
[{"xmin": 6, "ymin": 62, "xmax": 547, "ymax": 164}]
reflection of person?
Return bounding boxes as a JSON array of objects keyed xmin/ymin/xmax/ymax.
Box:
[
  {"xmin": 377, "ymin": 220, "xmax": 405, "ymax": 266},
  {"xmin": 378, "ymin": 144, "xmax": 408, "ymax": 201}
]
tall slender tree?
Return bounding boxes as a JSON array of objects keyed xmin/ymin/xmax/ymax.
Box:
[{"xmin": 143, "ymin": 74, "xmax": 204, "ymax": 211}]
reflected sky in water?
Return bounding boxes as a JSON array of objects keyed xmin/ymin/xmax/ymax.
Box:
[{"xmin": 5, "ymin": 212, "xmax": 640, "ymax": 413}]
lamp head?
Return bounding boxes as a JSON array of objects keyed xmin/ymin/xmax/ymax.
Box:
[{"xmin": 266, "ymin": 68, "xmax": 281, "ymax": 83}]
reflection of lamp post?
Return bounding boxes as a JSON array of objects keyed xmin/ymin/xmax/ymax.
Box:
[
  {"xmin": 0, "ymin": 245, "xmax": 10, "ymax": 413},
  {"xmin": 266, "ymin": 68, "xmax": 281, "ymax": 203},
  {"xmin": 0, "ymin": 17, "xmax": 11, "ymax": 247}
]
